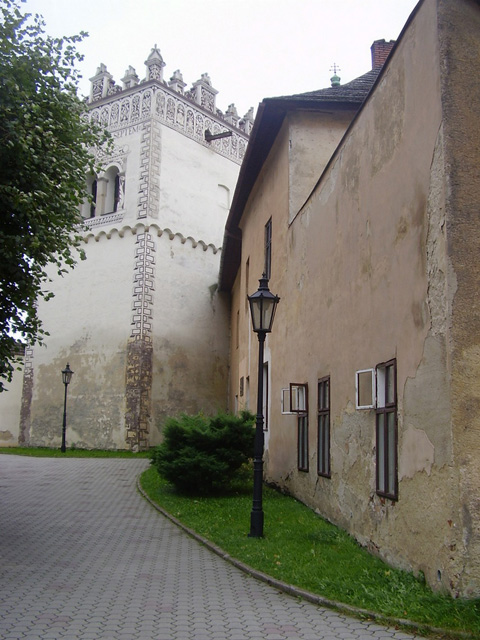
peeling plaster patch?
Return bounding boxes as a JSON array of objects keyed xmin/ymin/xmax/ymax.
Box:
[
  {"xmin": 125, "ymin": 337, "xmax": 152, "ymax": 451},
  {"xmin": 400, "ymin": 425, "xmax": 434, "ymax": 479},
  {"xmin": 19, "ymin": 347, "xmax": 34, "ymax": 445},
  {"xmin": 426, "ymin": 125, "xmax": 450, "ymax": 336},
  {"xmin": 404, "ymin": 335, "xmax": 453, "ymax": 467},
  {"xmin": 0, "ymin": 430, "xmax": 14, "ymax": 442}
]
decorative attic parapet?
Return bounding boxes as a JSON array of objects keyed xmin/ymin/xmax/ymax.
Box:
[
  {"xmin": 87, "ymin": 46, "xmax": 252, "ymax": 164},
  {"xmin": 122, "ymin": 66, "xmax": 139, "ymax": 90},
  {"xmin": 238, "ymin": 107, "xmax": 254, "ymax": 135},
  {"xmin": 169, "ymin": 70, "xmax": 186, "ymax": 94},
  {"xmin": 88, "ymin": 83, "xmax": 249, "ymax": 165},
  {"xmin": 186, "ymin": 73, "xmax": 218, "ymax": 113},
  {"xmin": 89, "ymin": 63, "xmax": 115, "ymax": 101},
  {"xmin": 145, "ymin": 45, "xmax": 166, "ymax": 81},
  {"xmin": 224, "ymin": 104, "xmax": 239, "ymax": 127}
]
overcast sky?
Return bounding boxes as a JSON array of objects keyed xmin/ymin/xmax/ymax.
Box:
[{"xmin": 22, "ymin": 0, "xmax": 419, "ymax": 116}]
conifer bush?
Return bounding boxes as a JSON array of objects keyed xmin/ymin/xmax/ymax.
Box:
[{"xmin": 151, "ymin": 411, "xmax": 255, "ymax": 495}]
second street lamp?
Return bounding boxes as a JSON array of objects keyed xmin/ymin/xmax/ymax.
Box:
[
  {"xmin": 247, "ymin": 274, "xmax": 280, "ymax": 538},
  {"xmin": 61, "ymin": 363, "xmax": 74, "ymax": 453}
]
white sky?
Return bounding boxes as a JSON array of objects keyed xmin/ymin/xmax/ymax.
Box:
[{"xmin": 22, "ymin": 0, "xmax": 419, "ymax": 116}]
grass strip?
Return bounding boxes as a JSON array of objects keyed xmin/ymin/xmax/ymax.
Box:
[{"xmin": 140, "ymin": 465, "xmax": 480, "ymax": 638}]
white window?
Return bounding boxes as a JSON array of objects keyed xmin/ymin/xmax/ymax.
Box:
[
  {"xmin": 356, "ymin": 369, "xmax": 375, "ymax": 409},
  {"xmin": 281, "ymin": 383, "xmax": 308, "ymax": 414}
]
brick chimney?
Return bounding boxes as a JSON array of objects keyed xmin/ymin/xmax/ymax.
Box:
[{"xmin": 371, "ymin": 39, "xmax": 395, "ymax": 70}]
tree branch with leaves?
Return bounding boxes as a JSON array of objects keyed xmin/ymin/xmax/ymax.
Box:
[{"xmin": 0, "ymin": 0, "xmax": 109, "ymax": 390}]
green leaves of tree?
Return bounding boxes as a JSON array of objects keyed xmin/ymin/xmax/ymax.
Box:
[{"xmin": 0, "ymin": 0, "xmax": 108, "ymax": 390}]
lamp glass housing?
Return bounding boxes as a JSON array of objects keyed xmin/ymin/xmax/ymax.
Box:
[
  {"xmin": 248, "ymin": 276, "xmax": 280, "ymax": 333},
  {"xmin": 62, "ymin": 363, "xmax": 74, "ymax": 386}
]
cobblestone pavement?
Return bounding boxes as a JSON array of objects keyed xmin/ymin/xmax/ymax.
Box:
[{"xmin": 0, "ymin": 455, "xmax": 419, "ymax": 640}]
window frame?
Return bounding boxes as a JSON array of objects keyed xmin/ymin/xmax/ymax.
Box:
[
  {"xmin": 375, "ymin": 359, "xmax": 398, "ymax": 500},
  {"xmin": 281, "ymin": 382, "xmax": 308, "ymax": 415},
  {"xmin": 297, "ymin": 414, "xmax": 309, "ymax": 472},
  {"xmin": 356, "ymin": 368, "xmax": 375, "ymax": 409},
  {"xmin": 90, "ymin": 176, "xmax": 97, "ymax": 218},
  {"xmin": 317, "ymin": 376, "xmax": 331, "ymax": 478},
  {"xmin": 264, "ymin": 218, "xmax": 272, "ymax": 279},
  {"xmin": 263, "ymin": 362, "xmax": 269, "ymax": 431}
]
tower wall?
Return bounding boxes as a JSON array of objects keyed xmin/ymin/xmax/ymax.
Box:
[{"xmin": 1, "ymin": 51, "xmax": 249, "ymax": 450}]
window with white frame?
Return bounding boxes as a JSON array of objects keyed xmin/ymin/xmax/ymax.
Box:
[
  {"xmin": 376, "ymin": 359, "xmax": 398, "ymax": 500},
  {"xmin": 356, "ymin": 368, "xmax": 375, "ymax": 409},
  {"xmin": 317, "ymin": 376, "xmax": 330, "ymax": 477}
]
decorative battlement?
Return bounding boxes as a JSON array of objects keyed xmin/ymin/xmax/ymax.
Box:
[
  {"xmin": 88, "ymin": 83, "xmax": 252, "ymax": 165},
  {"xmin": 88, "ymin": 46, "xmax": 253, "ymax": 163}
]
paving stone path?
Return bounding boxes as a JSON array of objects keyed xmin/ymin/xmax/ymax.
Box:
[{"xmin": 0, "ymin": 455, "xmax": 418, "ymax": 640}]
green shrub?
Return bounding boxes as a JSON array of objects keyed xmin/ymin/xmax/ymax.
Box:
[{"xmin": 151, "ymin": 411, "xmax": 255, "ymax": 495}]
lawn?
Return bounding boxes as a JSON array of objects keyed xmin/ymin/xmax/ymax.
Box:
[{"xmin": 140, "ymin": 465, "xmax": 480, "ymax": 639}]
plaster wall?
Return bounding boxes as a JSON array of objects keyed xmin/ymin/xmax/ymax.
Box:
[
  {"xmin": 288, "ymin": 110, "xmax": 355, "ymax": 223},
  {"xmin": 0, "ymin": 358, "xmax": 24, "ymax": 446},
  {"xmin": 158, "ymin": 126, "xmax": 239, "ymax": 247},
  {"xmin": 229, "ymin": 0, "xmax": 479, "ymax": 596},
  {"xmin": 3, "ymin": 78, "xmax": 241, "ymax": 450},
  {"xmin": 24, "ymin": 232, "xmax": 135, "ymax": 450},
  {"xmin": 232, "ymin": 123, "xmax": 290, "ymax": 421},
  {"xmin": 438, "ymin": 0, "xmax": 480, "ymax": 597},
  {"xmin": 149, "ymin": 233, "xmax": 229, "ymax": 444}
]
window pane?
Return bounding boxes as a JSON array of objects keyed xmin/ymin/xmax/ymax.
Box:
[
  {"xmin": 291, "ymin": 384, "xmax": 307, "ymax": 412},
  {"xmin": 298, "ymin": 416, "xmax": 308, "ymax": 471},
  {"xmin": 357, "ymin": 370, "xmax": 373, "ymax": 407},
  {"xmin": 377, "ymin": 413, "xmax": 385, "ymax": 492},
  {"xmin": 386, "ymin": 365, "xmax": 395, "ymax": 404},
  {"xmin": 324, "ymin": 415, "xmax": 330, "ymax": 474},
  {"xmin": 387, "ymin": 411, "xmax": 396, "ymax": 494},
  {"xmin": 318, "ymin": 417, "xmax": 324, "ymax": 473}
]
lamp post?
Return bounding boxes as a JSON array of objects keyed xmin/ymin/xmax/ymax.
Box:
[
  {"xmin": 61, "ymin": 363, "xmax": 74, "ymax": 453},
  {"xmin": 247, "ymin": 274, "xmax": 280, "ymax": 537}
]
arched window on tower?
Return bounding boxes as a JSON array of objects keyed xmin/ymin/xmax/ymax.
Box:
[
  {"xmin": 81, "ymin": 173, "xmax": 98, "ymax": 218},
  {"xmin": 90, "ymin": 178, "xmax": 97, "ymax": 218},
  {"xmin": 104, "ymin": 166, "xmax": 123, "ymax": 214}
]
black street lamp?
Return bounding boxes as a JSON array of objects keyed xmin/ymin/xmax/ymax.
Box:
[
  {"xmin": 247, "ymin": 274, "xmax": 280, "ymax": 537},
  {"xmin": 61, "ymin": 363, "xmax": 74, "ymax": 453}
]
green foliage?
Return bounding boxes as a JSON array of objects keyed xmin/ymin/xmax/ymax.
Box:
[
  {"xmin": 151, "ymin": 411, "xmax": 255, "ymax": 495},
  {"xmin": 0, "ymin": 0, "xmax": 109, "ymax": 390}
]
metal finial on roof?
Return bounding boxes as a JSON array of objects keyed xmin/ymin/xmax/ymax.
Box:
[{"xmin": 330, "ymin": 63, "xmax": 341, "ymax": 87}]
